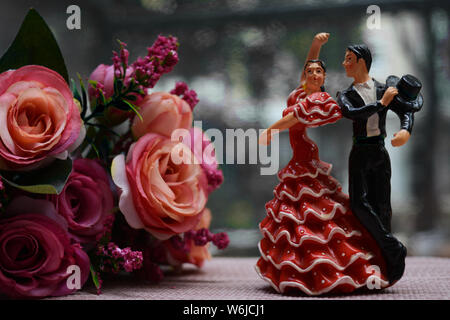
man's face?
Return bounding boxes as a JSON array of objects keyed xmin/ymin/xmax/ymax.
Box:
[{"xmin": 342, "ymin": 50, "xmax": 361, "ymax": 78}]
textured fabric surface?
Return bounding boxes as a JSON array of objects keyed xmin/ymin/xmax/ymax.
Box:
[{"xmin": 52, "ymin": 256, "xmax": 449, "ymax": 300}]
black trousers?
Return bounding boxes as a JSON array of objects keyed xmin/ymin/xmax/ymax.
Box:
[{"xmin": 349, "ymin": 140, "xmax": 407, "ymax": 284}]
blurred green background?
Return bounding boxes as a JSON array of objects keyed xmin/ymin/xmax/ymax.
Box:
[{"xmin": 2, "ymin": 0, "xmax": 449, "ymax": 257}]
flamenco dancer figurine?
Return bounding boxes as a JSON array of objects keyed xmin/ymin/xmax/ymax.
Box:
[
  {"xmin": 337, "ymin": 45, "xmax": 423, "ymax": 284},
  {"xmin": 255, "ymin": 33, "xmax": 390, "ymax": 295}
]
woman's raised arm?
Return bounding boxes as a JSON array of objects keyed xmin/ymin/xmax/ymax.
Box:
[{"xmin": 300, "ymin": 32, "xmax": 329, "ymax": 84}]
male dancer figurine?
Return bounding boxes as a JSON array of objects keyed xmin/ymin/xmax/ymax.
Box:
[{"xmin": 337, "ymin": 44, "xmax": 411, "ymax": 284}]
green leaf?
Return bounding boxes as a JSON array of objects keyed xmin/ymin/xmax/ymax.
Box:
[
  {"xmin": 84, "ymin": 122, "xmax": 121, "ymax": 137},
  {"xmin": 114, "ymin": 78, "xmax": 123, "ymax": 95},
  {"xmin": 77, "ymin": 73, "xmax": 88, "ymax": 110},
  {"xmin": 90, "ymin": 265, "xmax": 101, "ymax": 291},
  {"xmin": 122, "ymin": 100, "xmax": 143, "ymax": 122},
  {"xmin": 0, "ymin": 8, "xmax": 69, "ymax": 83},
  {"xmin": 0, "ymin": 158, "xmax": 72, "ymax": 195},
  {"xmin": 71, "ymin": 78, "xmax": 82, "ymax": 102},
  {"xmin": 73, "ymin": 74, "xmax": 88, "ymax": 119},
  {"xmin": 89, "ymin": 142, "xmax": 100, "ymax": 159},
  {"xmin": 100, "ymin": 91, "xmax": 108, "ymax": 107}
]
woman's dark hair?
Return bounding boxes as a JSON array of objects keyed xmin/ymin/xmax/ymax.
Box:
[
  {"xmin": 347, "ymin": 44, "xmax": 372, "ymax": 72},
  {"xmin": 303, "ymin": 59, "xmax": 327, "ymax": 73},
  {"xmin": 303, "ymin": 59, "xmax": 326, "ymax": 92}
]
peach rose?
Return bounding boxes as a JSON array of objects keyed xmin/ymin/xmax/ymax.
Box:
[
  {"xmin": 131, "ymin": 92, "xmax": 192, "ymax": 139},
  {"xmin": 111, "ymin": 133, "xmax": 208, "ymax": 240},
  {"xmin": 0, "ymin": 65, "xmax": 82, "ymax": 170}
]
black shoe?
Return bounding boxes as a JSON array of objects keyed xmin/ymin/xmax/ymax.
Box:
[{"xmin": 387, "ymin": 244, "xmax": 407, "ymax": 284}]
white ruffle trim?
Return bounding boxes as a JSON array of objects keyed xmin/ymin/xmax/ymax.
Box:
[
  {"xmin": 274, "ymin": 184, "xmax": 339, "ymax": 202},
  {"xmin": 260, "ymin": 226, "xmax": 362, "ymax": 247},
  {"xmin": 266, "ymin": 201, "xmax": 347, "ymax": 225},
  {"xmin": 258, "ymin": 241, "xmax": 374, "ymax": 274},
  {"xmin": 277, "ymin": 163, "xmax": 332, "ymax": 181}
]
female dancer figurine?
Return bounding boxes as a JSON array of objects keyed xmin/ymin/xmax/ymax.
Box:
[{"xmin": 255, "ymin": 33, "xmax": 389, "ymax": 295}]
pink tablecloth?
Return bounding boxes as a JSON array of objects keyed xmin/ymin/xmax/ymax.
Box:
[{"xmin": 53, "ymin": 256, "xmax": 450, "ymax": 300}]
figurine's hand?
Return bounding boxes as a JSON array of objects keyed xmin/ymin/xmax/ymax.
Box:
[
  {"xmin": 391, "ymin": 129, "xmax": 410, "ymax": 147},
  {"xmin": 259, "ymin": 129, "xmax": 272, "ymax": 145},
  {"xmin": 314, "ymin": 33, "xmax": 329, "ymax": 45},
  {"xmin": 381, "ymin": 87, "xmax": 398, "ymax": 107}
]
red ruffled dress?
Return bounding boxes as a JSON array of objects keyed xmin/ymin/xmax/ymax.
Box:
[{"xmin": 255, "ymin": 86, "xmax": 389, "ymax": 295}]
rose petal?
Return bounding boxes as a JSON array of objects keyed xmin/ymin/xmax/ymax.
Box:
[
  {"xmin": 0, "ymin": 93, "xmax": 19, "ymax": 154},
  {"xmin": 5, "ymin": 196, "xmax": 68, "ymax": 231},
  {"xmin": 111, "ymin": 154, "xmax": 145, "ymax": 229}
]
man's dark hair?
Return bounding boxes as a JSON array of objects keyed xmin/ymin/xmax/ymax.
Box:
[{"xmin": 347, "ymin": 44, "xmax": 372, "ymax": 72}]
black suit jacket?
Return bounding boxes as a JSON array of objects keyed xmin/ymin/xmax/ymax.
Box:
[{"xmin": 337, "ymin": 79, "xmax": 414, "ymax": 138}]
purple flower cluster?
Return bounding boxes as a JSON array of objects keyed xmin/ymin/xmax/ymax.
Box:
[
  {"xmin": 93, "ymin": 210, "xmax": 143, "ymax": 277},
  {"xmin": 132, "ymin": 35, "xmax": 179, "ymax": 89},
  {"xmin": 90, "ymin": 36, "xmax": 180, "ymax": 106},
  {"xmin": 147, "ymin": 35, "xmax": 179, "ymax": 71},
  {"xmin": 96, "ymin": 242, "xmax": 143, "ymax": 273},
  {"xmin": 204, "ymin": 167, "xmax": 224, "ymax": 194},
  {"xmin": 170, "ymin": 81, "xmax": 200, "ymax": 110},
  {"xmin": 212, "ymin": 232, "xmax": 229, "ymax": 249},
  {"xmin": 112, "ymin": 41, "xmax": 130, "ymax": 79},
  {"xmin": 175, "ymin": 228, "xmax": 230, "ymax": 252}
]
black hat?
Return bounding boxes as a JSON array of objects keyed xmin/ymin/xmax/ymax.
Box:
[{"xmin": 386, "ymin": 74, "xmax": 423, "ymax": 112}]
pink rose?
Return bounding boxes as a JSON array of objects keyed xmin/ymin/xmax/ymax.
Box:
[
  {"xmin": 0, "ymin": 197, "xmax": 90, "ymax": 298},
  {"xmin": 0, "ymin": 65, "xmax": 82, "ymax": 170},
  {"xmin": 164, "ymin": 208, "xmax": 212, "ymax": 268},
  {"xmin": 131, "ymin": 92, "xmax": 193, "ymax": 139},
  {"xmin": 88, "ymin": 64, "xmax": 134, "ymax": 99},
  {"xmin": 182, "ymin": 127, "xmax": 223, "ymax": 194},
  {"xmin": 111, "ymin": 133, "xmax": 208, "ymax": 240},
  {"xmin": 49, "ymin": 159, "xmax": 114, "ymax": 248}
]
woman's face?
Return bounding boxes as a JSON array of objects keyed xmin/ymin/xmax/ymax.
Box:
[{"xmin": 304, "ymin": 62, "xmax": 325, "ymax": 92}]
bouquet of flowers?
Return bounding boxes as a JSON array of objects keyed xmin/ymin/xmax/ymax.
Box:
[{"xmin": 0, "ymin": 9, "xmax": 227, "ymax": 299}]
